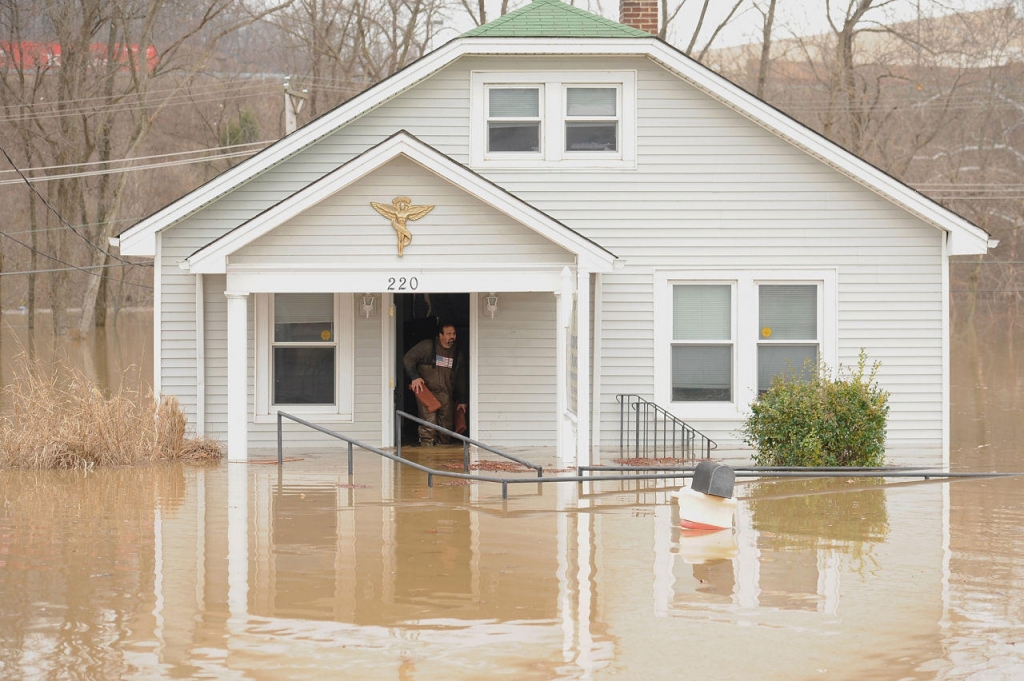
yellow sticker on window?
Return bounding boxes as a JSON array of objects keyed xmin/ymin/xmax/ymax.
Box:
[
  {"xmin": 761, "ymin": 327, "xmax": 772, "ymax": 338},
  {"xmin": 321, "ymin": 330, "xmax": 332, "ymax": 341}
]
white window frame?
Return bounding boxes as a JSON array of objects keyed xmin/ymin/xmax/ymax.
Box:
[
  {"xmin": 471, "ymin": 70, "xmax": 636, "ymax": 169},
  {"xmin": 654, "ymin": 269, "xmax": 837, "ymax": 421},
  {"xmin": 254, "ymin": 292, "xmax": 354, "ymax": 423}
]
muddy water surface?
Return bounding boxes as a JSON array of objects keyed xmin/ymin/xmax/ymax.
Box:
[{"xmin": 0, "ymin": 313, "xmax": 1022, "ymax": 679}]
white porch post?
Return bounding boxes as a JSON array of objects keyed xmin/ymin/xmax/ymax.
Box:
[
  {"xmin": 557, "ymin": 267, "xmax": 575, "ymax": 463},
  {"xmin": 226, "ymin": 291, "xmax": 249, "ymax": 462},
  {"xmin": 576, "ymin": 269, "xmax": 591, "ymax": 467}
]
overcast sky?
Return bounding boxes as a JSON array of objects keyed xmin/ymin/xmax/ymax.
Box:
[{"xmin": 433, "ymin": 0, "xmax": 1016, "ymax": 48}]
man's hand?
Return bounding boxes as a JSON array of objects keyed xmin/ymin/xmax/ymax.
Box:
[
  {"xmin": 457, "ymin": 403, "xmax": 467, "ymax": 413},
  {"xmin": 410, "ymin": 378, "xmax": 426, "ymax": 394}
]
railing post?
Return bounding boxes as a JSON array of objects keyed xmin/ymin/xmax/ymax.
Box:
[
  {"xmin": 348, "ymin": 441, "xmax": 354, "ymax": 476},
  {"xmin": 619, "ymin": 396, "xmax": 625, "ymax": 456},
  {"xmin": 395, "ymin": 414, "xmax": 402, "ymax": 459},
  {"xmin": 633, "ymin": 399, "xmax": 641, "ymax": 459},
  {"xmin": 463, "ymin": 441, "xmax": 470, "ymax": 472},
  {"xmin": 277, "ymin": 411, "xmax": 283, "ymax": 466}
]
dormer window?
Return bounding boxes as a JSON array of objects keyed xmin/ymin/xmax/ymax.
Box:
[
  {"xmin": 487, "ymin": 86, "xmax": 542, "ymax": 153},
  {"xmin": 565, "ymin": 86, "xmax": 618, "ymax": 152},
  {"xmin": 472, "ymin": 71, "xmax": 635, "ymax": 168}
]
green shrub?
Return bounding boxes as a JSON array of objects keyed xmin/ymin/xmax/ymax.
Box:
[{"xmin": 740, "ymin": 350, "xmax": 890, "ymax": 467}]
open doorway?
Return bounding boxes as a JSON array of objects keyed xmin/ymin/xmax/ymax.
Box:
[{"xmin": 394, "ymin": 293, "xmax": 470, "ymax": 445}]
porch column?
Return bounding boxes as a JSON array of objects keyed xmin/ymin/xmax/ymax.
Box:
[
  {"xmin": 226, "ymin": 291, "xmax": 249, "ymax": 461},
  {"xmin": 576, "ymin": 269, "xmax": 591, "ymax": 467}
]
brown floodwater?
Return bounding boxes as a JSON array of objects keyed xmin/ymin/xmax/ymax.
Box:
[{"xmin": 1, "ymin": 311, "xmax": 1023, "ymax": 679}]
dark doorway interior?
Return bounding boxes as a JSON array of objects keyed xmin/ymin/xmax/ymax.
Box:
[{"xmin": 394, "ymin": 293, "xmax": 470, "ymax": 445}]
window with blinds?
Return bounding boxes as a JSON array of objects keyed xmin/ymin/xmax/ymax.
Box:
[
  {"xmin": 487, "ymin": 86, "xmax": 541, "ymax": 153},
  {"xmin": 272, "ymin": 293, "xmax": 336, "ymax": 405},
  {"xmin": 757, "ymin": 284, "xmax": 818, "ymax": 392},
  {"xmin": 671, "ymin": 284, "xmax": 733, "ymax": 401},
  {"xmin": 565, "ymin": 87, "xmax": 618, "ymax": 152}
]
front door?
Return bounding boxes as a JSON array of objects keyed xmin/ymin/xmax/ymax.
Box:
[{"xmin": 393, "ymin": 293, "xmax": 470, "ymax": 445}]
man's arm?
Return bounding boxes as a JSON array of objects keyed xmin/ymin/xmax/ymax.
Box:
[{"xmin": 402, "ymin": 339, "xmax": 432, "ymax": 384}]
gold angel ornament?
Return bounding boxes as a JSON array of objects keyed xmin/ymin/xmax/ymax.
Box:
[{"xmin": 370, "ymin": 197, "xmax": 434, "ymax": 257}]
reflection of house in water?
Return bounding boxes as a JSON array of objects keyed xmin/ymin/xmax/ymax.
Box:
[
  {"xmin": 139, "ymin": 464, "xmax": 974, "ymax": 678},
  {"xmin": 247, "ymin": 463, "xmax": 561, "ymax": 626}
]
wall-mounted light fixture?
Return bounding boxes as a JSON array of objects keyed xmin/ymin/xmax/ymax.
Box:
[
  {"xmin": 361, "ymin": 293, "xmax": 376, "ymax": 318},
  {"xmin": 485, "ymin": 293, "xmax": 499, "ymax": 319}
]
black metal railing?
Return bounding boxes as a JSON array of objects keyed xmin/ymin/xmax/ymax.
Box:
[{"xmin": 616, "ymin": 394, "xmax": 717, "ymax": 461}]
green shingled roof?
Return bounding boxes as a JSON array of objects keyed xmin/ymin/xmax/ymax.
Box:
[{"xmin": 461, "ymin": 0, "xmax": 650, "ymax": 38}]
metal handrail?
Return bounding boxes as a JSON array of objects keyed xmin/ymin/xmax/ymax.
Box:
[
  {"xmin": 616, "ymin": 394, "xmax": 717, "ymax": 460},
  {"xmin": 275, "ymin": 410, "xmax": 700, "ymax": 499},
  {"xmin": 394, "ymin": 410, "xmax": 543, "ymax": 477}
]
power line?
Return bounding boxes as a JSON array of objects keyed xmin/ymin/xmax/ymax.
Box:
[
  {"xmin": 0, "ymin": 139, "xmax": 269, "ymax": 177},
  {"xmin": 0, "ymin": 228, "xmax": 152, "ymax": 290},
  {"xmin": 0, "ymin": 146, "xmax": 266, "ymax": 187},
  {"xmin": 0, "ymin": 261, "xmax": 143, "ymax": 277},
  {"xmin": 0, "ymin": 145, "xmax": 150, "ymax": 269}
]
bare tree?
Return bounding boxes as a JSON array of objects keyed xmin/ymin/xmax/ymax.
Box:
[
  {"xmin": 0, "ymin": 0, "xmax": 294, "ymax": 336},
  {"xmin": 661, "ymin": 0, "xmax": 747, "ymax": 61},
  {"xmin": 754, "ymin": 0, "xmax": 777, "ymax": 99}
]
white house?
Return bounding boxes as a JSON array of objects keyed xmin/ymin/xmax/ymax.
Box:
[{"xmin": 114, "ymin": 0, "xmax": 991, "ymax": 467}]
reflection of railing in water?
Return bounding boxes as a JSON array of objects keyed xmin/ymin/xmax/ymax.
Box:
[{"xmin": 616, "ymin": 394, "xmax": 717, "ymax": 461}]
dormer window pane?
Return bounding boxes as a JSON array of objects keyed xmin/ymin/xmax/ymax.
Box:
[
  {"xmin": 489, "ymin": 88, "xmax": 539, "ymax": 117},
  {"xmin": 565, "ymin": 122, "xmax": 617, "ymax": 151},
  {"xmin": 566, "ymin": 87, "xmax": 616, "ymax": 116},
  {"xmin": 489, "ymin": 121, "xmax": 540, "ymax": 152},
  {"xmin": 487, "ymin": 86, "xmax": 541, "ymax": 153}
]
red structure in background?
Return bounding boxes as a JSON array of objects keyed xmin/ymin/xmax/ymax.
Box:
[{"xmin": 0, "ymin": 41, "xmax": 158, "ymax": 72}]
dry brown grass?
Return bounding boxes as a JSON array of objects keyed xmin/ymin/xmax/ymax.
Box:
[{"xmin": 0, "ymin": 353, "xmax": 223, "ymax": 469}]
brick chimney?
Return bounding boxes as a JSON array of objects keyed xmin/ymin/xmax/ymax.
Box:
[{"xmin": 619, "ymin": 0, "xmax": 659, "ymax": 35}]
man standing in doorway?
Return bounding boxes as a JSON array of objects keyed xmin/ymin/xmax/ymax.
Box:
[{"xmin": 403, "ymin": 320, "xmax": 467, "ymax": 446}]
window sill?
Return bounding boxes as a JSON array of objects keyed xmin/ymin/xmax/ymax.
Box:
[
  {"xmin": 472, "ymin": 156, "xmax": 636, "ymax": 171},
  {"xmin": 257, "ymin": 410, "xmax": 354, "ymax": 425}
]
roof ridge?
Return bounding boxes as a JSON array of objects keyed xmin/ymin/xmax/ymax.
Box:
[{"xmin": 461, "ymin": 0, "xmax": 651, "ymax": 38}]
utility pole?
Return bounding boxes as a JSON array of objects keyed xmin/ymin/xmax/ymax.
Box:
[{"xmin": 283, "ymin": 78, "xmax": 308, "ymax": 135}]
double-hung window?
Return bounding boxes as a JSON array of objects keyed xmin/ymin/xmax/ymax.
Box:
[
  {"xmin": 671, "ymin": 284, "xmax": 733, "ymax": 401},
  {"xmin": 564, "ymin": 86, "xmax": 619, "ymax": 153},
  {"xmin": 656, "ymin": 270, "xmax": 835, "ymax": 418},
  {"xmin": 486, "ymin": 86, "xmax": 542, "ymax": 153},
  {"xmin": 757, "ymin": 284, "xmax": 819, "ymax": 392},
  {"xmin": 255, "ymin": 292, "xmax": 354, "ymax": 422},
  {"xmin": 272, "ymin": 293, "xmax": 335, "ymax": 405},
  {"xmin": 472, "ymin": 71, "xmax": 635, "ymax": 168}
]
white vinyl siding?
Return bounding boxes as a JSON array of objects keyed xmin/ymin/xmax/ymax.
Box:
[
  {"xmin": 203, "ymin": 274, "xmax": 227, "ymax": 439},
  {"xmin": 476, "ymin": 292, "xmax": 557, "ymax": 446},
  {"xmin": 157, "ymin": 54, "xmax": 948, "ymax": 462}
]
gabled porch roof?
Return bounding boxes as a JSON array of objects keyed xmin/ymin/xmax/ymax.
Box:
[{"xmin": 182, "ymin": 131, "xmax": 618, "ymax": 275}]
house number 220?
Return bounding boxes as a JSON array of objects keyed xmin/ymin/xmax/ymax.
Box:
[{"xmin": 387, "ymin": 276, "xmax": 418, "ymax": 291}]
